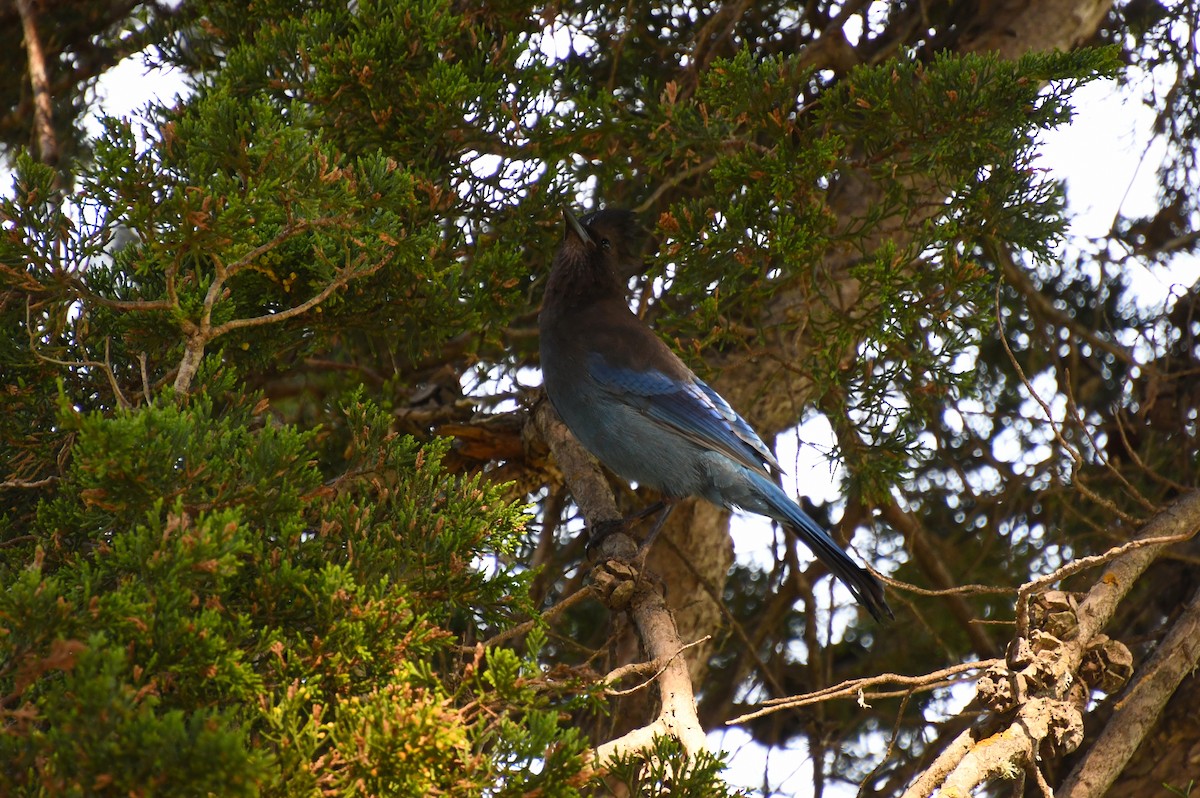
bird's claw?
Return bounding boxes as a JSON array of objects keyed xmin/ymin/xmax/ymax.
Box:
[{"xmin": 585, "ymin": 518, "xmax": 638, "ymax": 562}]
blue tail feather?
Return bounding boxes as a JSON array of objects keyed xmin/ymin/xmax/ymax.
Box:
[{"xmin": 745, "ymin": 471, "xmax": 891, "ymax": 621}]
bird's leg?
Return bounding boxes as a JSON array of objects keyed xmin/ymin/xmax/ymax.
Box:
[
  {"xmin": 585, "ymin": 499, "xmax": 669, "ymax": 561},
  {"xmin": 635, "ymin": 501, "xmax": 675, "ymax": 557},
  {"xmin": 627, "ymin": 499, "xmax": 667, "ymax": 524}
]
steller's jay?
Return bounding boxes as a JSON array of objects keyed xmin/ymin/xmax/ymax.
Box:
[{"xmin": 539, "ymin": 207, "xmax": 891, "ymax": 621}]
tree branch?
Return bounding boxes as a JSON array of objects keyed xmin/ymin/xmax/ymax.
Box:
[
  {"xmin": 594, "ymin": 582, "xmax": 710, "ymax": 760},
  {"xmin": 1060, "ymin": 585, "xmax": 1200, "ymax": 798},
  {"xmin": 729, "ymin": 659, "xmax": 998, "ymax": 723},
  {"xmin": 879, "ymin": 498, "xmax": 999, "ymax": 657},
  {"xmin": 604, "ymin": 635, "xmax": 712, "ymax": 697},
  {"xmin": 901, "ymin": 490, "xmax": 1200, "ymax": 797},
  {"xmin": 531, "ymin": 399, "xmax": 709, "ymax": 761},
  {"xmin": 171, "ymin": 218, "xmax": 375, "ymax": 394},
  {"xmin": 476, "ymin": 585, "xmax": 596, "ymax": 651},
  {"xmin": 15, "ymin": 0, "xmax": 58, "ymax": 166},
  {"xmin": 531, "ymin": 400, "xmax": 622, "ymax": 527}
]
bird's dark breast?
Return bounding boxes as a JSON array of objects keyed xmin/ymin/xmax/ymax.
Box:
[
  {"xmin": 561, "ymin": 301, "xmax": 693, "ymax": 381},
  {"xmin": 543, "ymin": 252, "xmax": 622, "ymax": 309}
]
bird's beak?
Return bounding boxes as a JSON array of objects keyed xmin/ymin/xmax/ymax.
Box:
[{"xmin": 562, "ymin": 207, "xmax": 594, "ymax": 246}]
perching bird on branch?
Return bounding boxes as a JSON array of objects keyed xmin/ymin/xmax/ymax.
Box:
[{"xmin": 538, "ymin": 207, "xmax": 891, "ymax": 622}]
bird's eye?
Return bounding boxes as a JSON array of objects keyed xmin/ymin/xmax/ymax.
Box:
[{"xmin": 600, "ymin": 238, "xmax": 611, "ymax": 250}]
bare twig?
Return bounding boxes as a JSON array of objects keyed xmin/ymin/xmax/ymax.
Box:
[
  {"xmin": 61, "ymin": 280, "xmax": 175, "ymax": 313},
  {"xmin": 1060, "ymin": 367, "xmax": 1155, "ymax": 511},
  {"xmin": 604, "ymin": 635, "xmax": 712, "ymax": 697},
  {"xmin": 1113, "ymin": 407, "xmax": 1190, "ymax": 493},
  {"xmin": 172, "ymin": 219, "xmax": 374, "ymax": 394},
  {"xmin": 1014, "ymin": 530, "xmax": 1195, "ymax": 641},
  {"xmin": 875, "ymin": 573, "xmax": 1014, "ymax": 598},
  {"xmin": 879, "ymin": 498, "xmax": 999, "ymax": 656},
  {"xmin": 138, "ymin": 352, "xmax": 152, "ymax": 404},
  {"xmin": 857, "ymin": 689, "xmax": 914, "ymax": 798},
  {"xmin": 102, "ymin": 338, "xmax": 131, "ymax": 409},
  {"xmin": 1, "ymin": 476, "xmax": 58, "ymax": 490},
  {"xmin": 477, "ymin": 585, "xmax": 596, "ymax": 651},
  {"xmin": 1030, "ymin": 758, "xmax": 1055, "ymax": 798},
  {"xmin": 212, "ymin": 263, "xmax": 367, "ymax": 336},
  {"xmin": 996, "ymin": 245, "xmax": 1142, "ymax": 374},
  {"xmin": 635, "ymin": 155, "xmax": 719, "ymax": 215},
  {"xmin": 26, "ymin": 300, "xmax": 130, "ymax": 409},
  {"xmin": 995, "ymin": 282, "xmax": 1141, "ymax": 526},
  {"xmin": 729, "ymin": 659, "xmax": 998, "ymax": 724}
]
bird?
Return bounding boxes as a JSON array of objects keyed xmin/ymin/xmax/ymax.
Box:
[{"xmin": 538, "ymin": 207, "xmax": 891, "ymax": 621}]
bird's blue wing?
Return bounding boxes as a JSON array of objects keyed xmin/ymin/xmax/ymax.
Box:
[
  {"xmin": 588, "ymin": 355, "xmax": 782, "ymax": 476},
  {"xmin": 692, "ymin": 377, "xmax": 783, "ymax": 473}
]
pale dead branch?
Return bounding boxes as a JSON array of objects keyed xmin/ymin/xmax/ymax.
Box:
[{"xmin": 532, "ymin": 399, "xmax": 709, "ymax": 762}]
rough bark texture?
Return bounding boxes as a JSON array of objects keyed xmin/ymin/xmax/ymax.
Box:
[
  {"xmin": 1105, "ymin": 669, "xmax": 1200, "ymax": 797},
  {"xmin": 1062, "ymin": 585, "xmax": 1200, "ymax": 797},
  {"xmin": 646, "ymin": 499, "xmax": 734, "ymax": 680}
]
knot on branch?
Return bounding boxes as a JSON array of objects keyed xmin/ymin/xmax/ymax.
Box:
[
  {"xmin": 592, "ymin": 559, "xmax": 640, "ymax": 611},
  {"xmin": 1045, "ymin": 699, "xmax": 1086, "ymax": 758},
  {"xmin": 1027, "ymin": 590, "xmax": 1081, "ymax": 641},
  {"xmin": 976, "ymin": 588, "xmax": 1132, "ymax": 763},
  {"xmin": 1018, "ymin": 697, "xmax": 1085, "ymax": 759},
  {"xmin": 589, "ymin": 553, "xmax": 666, "ymax": 613},
  {"xmin": 1079, "ymin": 634, "xmax": 1134, "ymax": 694},
  {"xmin": 912, "ymin": 494, "xmax": 1200, "ymax": 798},
  {"xmin": 981, "ymin": 629, "xmax": 1067, "ymax": 713}
]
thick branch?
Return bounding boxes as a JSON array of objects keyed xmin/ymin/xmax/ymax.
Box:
[
  {"xmin": 531, "ymin": 400, "xmax": 621, "ymax": 527},
  {"xmin": 594, "ymin": 582, "xmax": 709, "ymax": 761},
  {"xmin": 1068, "ymin": 491, "xmax": 1200, "ymax": 666},
  {"xmin": 15, "ymin": 0, "xmax": 58, "ymax": 166},
  {"xmin": 1059, "ymin": 586, "xmax": 1200, "ymax": 798},
  {"xmin": 937, "ymin": 697, "xmax": 1067, "ymax": 796},
  {"xmin": 532, "ymin": 400, "xmax": 709, "ymax": 761}
]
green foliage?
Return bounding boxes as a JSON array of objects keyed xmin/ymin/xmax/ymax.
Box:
[
  {"xmin": 581, "ymin": 46, "xmax": 1121, "ymax": 499},
  {"xmin": 0, "ymin": 387, "xmax": 589, "ymax": 794},
  {"xmin": 603, "ymin": 737, "xmax": 743, "ymax": 797}
]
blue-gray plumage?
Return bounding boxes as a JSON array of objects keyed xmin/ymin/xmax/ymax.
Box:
[{"xmin": 539, "ymin": 207, "xmax": 891, "ymax": 621}]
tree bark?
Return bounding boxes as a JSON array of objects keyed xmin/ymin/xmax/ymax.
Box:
[{"xmin": 1103, "ymin": 668, "xmax": 1200, "ymax": 797}]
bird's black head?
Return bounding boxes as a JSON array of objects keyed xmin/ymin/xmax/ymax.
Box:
[{"xmin": 545, "ymin": 207, "xmax": 642, "ymax": 308}]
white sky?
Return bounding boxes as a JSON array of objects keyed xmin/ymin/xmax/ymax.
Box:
[{"xmin": 85, "ymin": 36, "xmax": 1198, "ymax": 798}]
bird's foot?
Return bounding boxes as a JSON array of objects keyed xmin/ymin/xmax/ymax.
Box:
[
  {"xmin": 585, "ymin": 500, "xmax": 675, "ymax": 562},
  {"xmin": 586, "ymin": 518, "xmax": 638, "ymax": 562}
]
